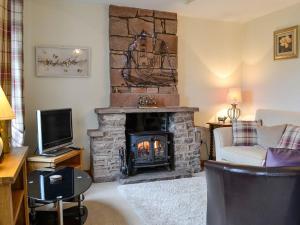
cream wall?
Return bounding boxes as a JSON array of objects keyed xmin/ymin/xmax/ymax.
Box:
[
  {"xmin": 242, "ymin": 3, "xmax": 300, "ymax": 116},
  {"xmin": 24, "ymin": 0, "xmax": 110, "ymax": 169},
  {"xmin": 24, "ymin": 0, "xmax": 244, "ymax": 166},
  {"xmin": 178, "ymin": 16, "xmax": 243, "ymax": 126}
]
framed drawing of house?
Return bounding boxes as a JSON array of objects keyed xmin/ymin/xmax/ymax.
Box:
[
  {"xmin": 274, "ymin": 26, "xmax": 298, "ymax": 60},
  {"xmin": 36, "ymin": 46, "xmax": 90, "ymax": 77}
]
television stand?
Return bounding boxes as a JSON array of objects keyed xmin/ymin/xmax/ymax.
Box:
[{"xmin": 27, "ymin": 149, "xmax": 83, "ymax": 173}]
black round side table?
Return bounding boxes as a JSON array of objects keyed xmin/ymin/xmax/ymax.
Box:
[{"xmin": 28, "ymin": 167, "xmax": 92, "ymax": 225}]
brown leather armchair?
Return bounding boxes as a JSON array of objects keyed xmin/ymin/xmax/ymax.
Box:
[{"xmin": 205, "ymin": 160, "xmax": 300, "ymax": 225}]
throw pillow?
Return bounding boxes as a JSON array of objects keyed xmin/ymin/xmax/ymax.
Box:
[
  {"xmin": 232, "ymin": 120, "xmax": 262, "ymax": 146},
  {"xmin": 257, "ymin": 124, "xmax": 287, "ymax": 149},
  {"xmin": 265, "ymin": 147, "xmax": 300, "ymax": 167},
  {"xmin": 277, "ymin": 125, "xmax": 300, "ymax": 150}
]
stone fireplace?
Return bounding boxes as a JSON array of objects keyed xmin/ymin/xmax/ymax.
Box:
[
  {"xmin": 88, "ymin": 107, "xmax": 201, "ymax": 183},
  {"xmin": 87, "ymin": 5, "xmax": 201, "ymax": 183}
]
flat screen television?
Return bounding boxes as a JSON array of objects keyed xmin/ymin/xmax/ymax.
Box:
[{"xmin": 37, "ymin": 108, "xmax": 73, "ymax": 155}]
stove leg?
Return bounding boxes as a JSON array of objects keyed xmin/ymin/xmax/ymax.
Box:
[{"xmin": 57, "ymin": 197, "xmax": 64, "ymax": 225}]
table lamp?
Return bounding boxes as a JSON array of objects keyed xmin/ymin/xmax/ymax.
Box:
[
  {"xmin": 0, "ymin": 86, "xmax": 15, "ymax": 158},
  {"xmin": 227, "ymin": 88, "xmax": 242, "ymax": 122}
]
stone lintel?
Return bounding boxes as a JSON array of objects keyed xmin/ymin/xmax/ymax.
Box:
[{"xmin": 94, "ymin": 106, "xmax": 199, "ymax": 114}]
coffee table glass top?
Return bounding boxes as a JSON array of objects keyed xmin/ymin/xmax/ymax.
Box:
[{"xmin": 28, "ymin": 167, "xmax": 92, "ymax": 202}]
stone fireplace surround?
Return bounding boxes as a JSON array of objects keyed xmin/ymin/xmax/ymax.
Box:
[
  {"xmin": 87, "ymin": 107, "xmax": 201, "ymax": 183},
  {"xmin": 87, "ymin": 5, "xmax": 201, "ymax": 183}
]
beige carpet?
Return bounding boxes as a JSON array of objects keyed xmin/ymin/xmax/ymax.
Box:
[
  {"xmin": 118, "ymin": 173, "xmax": 207, "ymax": 225},
  {"xmin": 82, "ymin": 173, "xmax": 207, "ymax": 225},
  {"xmin": 83, "ymin": 181, "xmax": 143, "ymax": 225}
]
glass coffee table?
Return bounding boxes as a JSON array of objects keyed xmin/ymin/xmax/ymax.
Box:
[{"xmin": 28, "ymin": 167, "xmax": 92, "ymax": 225}]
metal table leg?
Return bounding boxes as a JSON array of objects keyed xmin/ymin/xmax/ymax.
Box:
[
  {"xmin": 78, "ymin": 194, "xmax": 85, "ymax": 208},
  {"xmin": 57, "ymin": 196, "xmax": 64, "ymax": 225},
  {"xmin": 78, "ymin": 194, "xmax": 84, "ymax": 223}
]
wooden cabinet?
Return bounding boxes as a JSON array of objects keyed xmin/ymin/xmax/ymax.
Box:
[
  {"xmin": 27, "ymin": 149, "xmax": 83, "ymax": 173},
  {"xmin": 0, "ymin": 147, "xmax": 29, "ymax": 225}
]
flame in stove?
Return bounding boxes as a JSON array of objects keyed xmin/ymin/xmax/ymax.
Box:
[
  {"xmin": 137, "ymin": 141, "xmax": 150, "ymax": 158},
  {"xmin": 137, "ymin": 141, "xmax": 150, "ymax": 152},
  {"xmin": 154, "ymin": 140, "xmax": 162, "ymax": 152}
]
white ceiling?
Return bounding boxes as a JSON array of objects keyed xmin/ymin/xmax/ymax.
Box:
[{"xmin": 84, "ymin": 0, "xmax": 300, "ymax": 23}]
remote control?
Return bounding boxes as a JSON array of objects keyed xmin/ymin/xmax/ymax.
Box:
[{"xmin": 69, "ymin": 146, "xmax": 81, "ymax": 150}]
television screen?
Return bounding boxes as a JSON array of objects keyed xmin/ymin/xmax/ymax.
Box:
[{"xmin": 37, "ymin": 108, "xmax": 73, "ymax": 154}]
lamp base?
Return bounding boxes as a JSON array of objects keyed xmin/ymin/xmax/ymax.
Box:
[
  {"xmin": 0, "ymin": 137, "xmax": 3, "ymax": 163},
  {"xmin": 0, "ymin": 120, "xmax": 11, "ymax": 153},
  {"xmin": 227, "ymin": 104, "xmax": 241, "ymax": 122}
]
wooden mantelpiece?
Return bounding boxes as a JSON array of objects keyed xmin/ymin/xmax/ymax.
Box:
[
  {"xmin": 95, "ymin": 106, "xmax": 199, "ymax": 114},
  {"xmin": 0, "ymin": 147, "xmax": 29, "ymax": 225}
]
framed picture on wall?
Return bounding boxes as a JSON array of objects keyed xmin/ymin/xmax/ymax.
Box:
[
  {"xmin": 36, "ymin": 46, "xmax": 90, "ymax": 77},
  {"xmin": 274, "ymin": 26, "xmax": 298, "ymax": 60}
]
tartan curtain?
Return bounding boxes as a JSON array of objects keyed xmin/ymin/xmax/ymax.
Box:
[{"xmin": 0, "ymin": 0, "xmax": 24, "ymax": 147}]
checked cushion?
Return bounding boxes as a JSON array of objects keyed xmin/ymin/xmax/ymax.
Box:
[
  {"xmin": 277, "ymin": 125, "xmax": 300, "ymax": 150},
  {"xmin": 232, "ymin": 120, "xmax": 262, "ymax": 146}
]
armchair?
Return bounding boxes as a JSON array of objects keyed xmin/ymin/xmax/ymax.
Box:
[
  {"xmin": 205, "ymin": 160, "xmax": 300, "ymax": 225},
  {"xmin": 213, "ymin": 109, "xmax": 300, "ymax": 166}
]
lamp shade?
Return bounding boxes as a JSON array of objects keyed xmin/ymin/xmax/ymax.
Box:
[
  {"xmin": 0, "ymin": 86, "xmax": 15, "ymax": 120},
  {"xmin": 227, "ymin": 88, "xmax": 242, "ymax": 104}
]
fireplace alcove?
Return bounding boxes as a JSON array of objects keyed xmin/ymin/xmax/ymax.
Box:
[
  {"xmin": 87, "ymin": 107, "xmax": 201, "ymax": 183},
  {"xmin": 124, "ymin": 113, "xmax": 174, "ymax": 176}
]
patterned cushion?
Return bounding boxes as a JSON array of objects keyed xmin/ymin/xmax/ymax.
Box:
[
  {"xmin": 232, "ymin": 120, "xmax": 262, "ymax": 146},
  {"xmin": 277, "ymin": 125, "xmax": 300, "ymax": 150}
]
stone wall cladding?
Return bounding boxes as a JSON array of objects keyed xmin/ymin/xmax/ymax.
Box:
[
  {"xmin": 109, "ymin": 5, "xmax": 179, "ymax": 107},
  {"xmin": 89, "ymin": 114, "xmax": 126, "ymax": 182},
  {"xmin": 168, "ymin": 112, "xmax": 201, "ymax": 173},
  {"xmin": 88, "ymin": 109, "xmax": 201, "ymax": 182}
]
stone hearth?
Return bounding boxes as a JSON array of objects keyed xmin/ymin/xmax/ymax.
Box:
[{"xmin": 87, "ymin": 107, "xmax": 201, "ymax": 183}]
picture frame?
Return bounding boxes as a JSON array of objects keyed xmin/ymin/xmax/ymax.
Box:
[
  {"xmin": 36, "ymin": 46, "xmax": 90, "ymax": 77},
  {"xmin": 274, "ymin": 26, "xmax": 298, "ymax": 60}
]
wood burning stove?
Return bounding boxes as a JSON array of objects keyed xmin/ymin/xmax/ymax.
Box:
[
  {"xmin": 119, "ymin": 113, "xmax": 174, "ymax": 176},
  {"xmin": 126, "ymin": 131, "xmax": 172, "ymax": 175}
]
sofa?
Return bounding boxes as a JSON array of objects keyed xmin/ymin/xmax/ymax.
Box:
[
  {"xmin": 205, "ymin": 160, "xmax": 300, "ymax": 225},
  {"xmin": 214, "ymin": 109, "xmax": 300, "ymax": 166}
]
